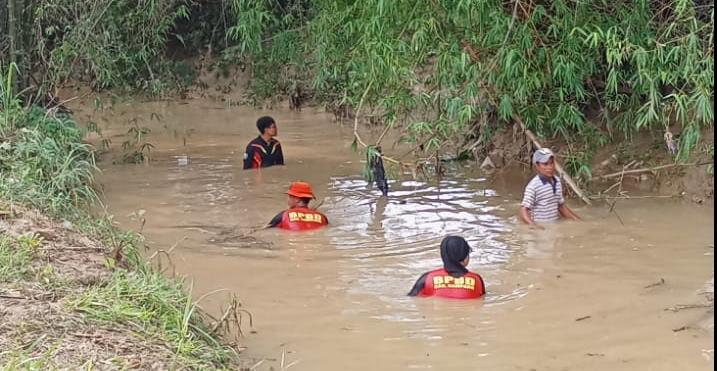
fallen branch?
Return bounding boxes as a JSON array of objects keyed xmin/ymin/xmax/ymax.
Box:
[
  {"xmin": 604, "ymin": 199, "xmax": 625, "ymax": 226},
  {"xmin": 664, "ymin": 303, "xmax": 713, "ymax": 312},
  {"xmin": 644, "ymin": 278, "xmax": 666, "ymax": 289},
  {"xmin": 589, "ymin": 194, "xmax": 681, "ymax": 200},
  {"xmin": 352, "ymin": 82, "xmax": 373, "ymax": 148},
  {"xmin": 0, "ymin": 294, "xmax": 28, "ymax": 300},
  {"xmin": 597, "ymin": 162, "xmax": 711, "ymax": 180},
  {"xmin": 514, "ymin": 117, "xmax": 592, "ymax": 205}
]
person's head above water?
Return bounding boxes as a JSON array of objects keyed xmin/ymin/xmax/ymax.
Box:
[
  {"xmin": 257, "ymin": 116, "xmax": 278, "ymax": 138},
  {"xmin": 440, "ymin": 236, "xmax": 471, "ymax": 277},
  {"xmin": 286, "ymin": 181, "xmax": 315, "ymax": 208},
  {"xmin": 532, "ymin": 147, "xmax": 555, "ymax": 178}
]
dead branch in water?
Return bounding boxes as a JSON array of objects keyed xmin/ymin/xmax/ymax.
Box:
[
  {"xmin": 665, "ymin": 303, "xmax": 713, "ymax": 312},
  {"xmin": 589, "ymin": 194, "xmax": 681, "ymax": 200},
  {"xmin": 598, "ymin": 161, "xmax": 712, "ymax": 180},
  {"xmin": 644, "ymin": 278, "xmax": 666, "ymax": 289},
  {"xmin": 603, "ymin": 199, "xmax": 625, "ymax": 226},
  {"xmin": 514, "ymin": 117, "xmax": 592, "ymax": 205},
  {"xmin": 211, "ymin": 294, "xmax": 254, "ymax": 341}
]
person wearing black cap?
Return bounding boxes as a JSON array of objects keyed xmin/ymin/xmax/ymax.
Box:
[
  {"xmin": 408, "ymin": 236, "xmax": 486, "ymax": 299},
  {"xmin": 243, "ymin": 116, "xmax": 285, "ymax": 170}
]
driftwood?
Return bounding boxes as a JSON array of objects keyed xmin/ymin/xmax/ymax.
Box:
[
  {"xmin": 589, "ymin": 194, "xmax": 681, "ymax": 200},
  {"xmin": 514, "ymin": 117, "xmax": 592, "ymax": 205},
  {"xmin": 597, "ymin": 162, "xmax": 710, "ymax": 180}
]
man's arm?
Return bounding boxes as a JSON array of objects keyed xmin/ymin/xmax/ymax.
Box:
[
  {"xmin": 558, "ymin": 203, "xmax": 580, "ymax": 221},
  {"xmin": 275, "ymin": 143, "xmax": 284, "ymax": 165},
  {"xmin": 557, "ymin": 180, "xmax": 580, "ymax": 221},
  {"xmin": 267, "ymin": 211, "xmax": 284, "ymax": 228},
  {"xmin": 520, "ymin": 183, "xmax": 542, "ymax": 228},
  {"xmin": 243, "ymin": 145, "xmax": 256, "ymax": 170},
  {"xmin": 520, "ymin": 206, "xmax": 535, "ymax": 225},
  {"xmin": 407, "ymin": 272, "xmax": 429, "ymax": 296}
]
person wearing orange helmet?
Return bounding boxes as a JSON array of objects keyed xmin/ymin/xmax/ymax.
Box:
[{"xmin": 267, "ymin": 182, "xmax": 329, "ymax": 231}]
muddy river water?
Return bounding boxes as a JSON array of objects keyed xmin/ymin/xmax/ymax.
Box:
[{"xmin": 76, "ymin": 98, "xmax": 713, "ymax": 370}]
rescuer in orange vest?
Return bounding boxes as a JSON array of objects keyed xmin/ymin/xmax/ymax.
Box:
[
  {"xmin": 407, "ymin": 236, "xmax": 486, "ymax": 299},
  {"xmin": 267, "ymin": 182, "xmax": 329, "ymax": 231}
]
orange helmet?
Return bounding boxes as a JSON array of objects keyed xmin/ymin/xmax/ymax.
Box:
[{"xmin": 286, "ymin": 181, "xmax": 316, "ymax": 199}]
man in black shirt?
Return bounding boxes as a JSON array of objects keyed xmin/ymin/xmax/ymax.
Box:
[{"xmin": 243, "ymin": 116, "xmax": 285, "ymax": 170}]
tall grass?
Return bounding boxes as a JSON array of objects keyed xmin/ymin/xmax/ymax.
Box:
[
  {"xmin": 0, "ymin": 65, "xmax": 98, "ymax": 215},
  {"xmin": 70, "ymin": 270, "xmax": 233, "ymax": 367},
  {"xmin": 0, "ymin": 63, "xmax": 239, "ymax": 369}
]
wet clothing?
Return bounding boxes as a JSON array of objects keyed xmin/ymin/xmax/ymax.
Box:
[
  {"xmin": 243, "ymin": 136, "xmax": 284, "ymax": 170},
  {"xmin": 268, "ymin": 207, "xmax": 328, "ymax": 231},
  {"xmin": 408, "ymin": 269, "xmax": 485, "ymax": 299},
  {"xmin": 408, "ymin": 236, "xmax": 485, "ymax": 299},
  {"xmin": 521, "ymin": 174, "xmax": 564, "ymax": 222}
]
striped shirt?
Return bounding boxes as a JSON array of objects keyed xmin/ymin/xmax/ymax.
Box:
[{"xmin": 521, "ymin": 174, "xmax": 565, "ymax": 222}]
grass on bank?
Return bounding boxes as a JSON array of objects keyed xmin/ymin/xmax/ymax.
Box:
[{"xmin": 0, "ymin": 63, "xmax": 239, "ymax": 369}]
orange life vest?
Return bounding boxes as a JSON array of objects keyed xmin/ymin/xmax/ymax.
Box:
[
  {"xmin": 278, "ymin": 207, "xmax": 328, "ymax": 231},
  {"xmin": 420, "ymin": 269, "xmax": 485, "ymax": 299}
]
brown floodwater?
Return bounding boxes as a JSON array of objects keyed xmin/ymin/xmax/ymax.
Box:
[{"xmin": 74, "ymin": 98, "xmax": 713, "ymax": 370}]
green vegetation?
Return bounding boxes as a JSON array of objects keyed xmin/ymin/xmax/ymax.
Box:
[
  {"xmin": 71, "ymin": 270, "xmax": 233, "ymax": 367},
  {"xmin": 0, "ymin": 65, "xmax": 97, "ymax": 215},
  {"xmin": 0, "ymin": 233, "xmax": 41, "ymax": 282},
  {"xmin": 1, "ymin": 0, "xmax": 191, "ymax": 93},
  {"xmin": 232, "ymin": 0, "xmax": 713, "ymax": 173},
  {"xmin": 0, "ymin": 63, "xmax": 239, "ymax": 368},
  {"xmin": 1, "ymin": 1, "xmax": 713, "ymax": 175}
]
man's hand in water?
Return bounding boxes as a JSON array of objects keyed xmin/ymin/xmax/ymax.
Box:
[{"xmin": 558, "ymin": 204, "xmax": 581, "ymax": 221}]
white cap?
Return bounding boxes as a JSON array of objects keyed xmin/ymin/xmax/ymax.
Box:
[{"xmin": 532, "ymin": 148, "xmax": 554, "ymax": 164}]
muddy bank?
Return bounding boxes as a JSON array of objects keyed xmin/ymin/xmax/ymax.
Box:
[
  {"xmin": 477, "ymin": 124, "xmax": 714, "ymax": 204},
  {"xmin": 0, "ymin": 203, "xmax": 244, "ymax": 369}
]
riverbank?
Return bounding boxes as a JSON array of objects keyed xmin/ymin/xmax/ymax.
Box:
[
  {"xmin": 0, "ymin": 86, "xmax": 244, "ymax": 368},
  {"xmin": 0, "ymin": 203, "xmax": 243, "ymax": 369}
]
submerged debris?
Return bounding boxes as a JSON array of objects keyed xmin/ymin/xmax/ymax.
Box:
[{"xmin": 368, "ymin": 146, "xmax": 389, "ymax": 197}]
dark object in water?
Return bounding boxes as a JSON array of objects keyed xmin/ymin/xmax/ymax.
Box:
[{"xmin": 369, "ymin": 146, "xmax": 389, "ymax": 196}]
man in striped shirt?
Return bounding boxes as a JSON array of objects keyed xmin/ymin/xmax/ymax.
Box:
[{"xmin": 520, "ymin": 148, "xmax": 580, "ymax": 227}]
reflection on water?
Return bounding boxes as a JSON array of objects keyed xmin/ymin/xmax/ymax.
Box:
[{"xmin": 85, "ymin": 100, "xmax": 714, "ymax": 371}]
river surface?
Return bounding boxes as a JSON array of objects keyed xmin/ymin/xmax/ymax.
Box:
[{"xmin": 74, "ymin": 98, "xmax": 714, "ymax": 370}]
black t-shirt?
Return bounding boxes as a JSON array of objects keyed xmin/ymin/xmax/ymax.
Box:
[{"xmin": 243, "ymin": 136, "xmax": 284, "ymax": 169}]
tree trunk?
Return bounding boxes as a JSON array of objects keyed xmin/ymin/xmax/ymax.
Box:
[
  {"xmin": 7, "ymin": 0, "xmax": 18, "ymax": 92},
  {"xmin": 19, "ymin": 0, "xmax": 31, "ymax": 90}
]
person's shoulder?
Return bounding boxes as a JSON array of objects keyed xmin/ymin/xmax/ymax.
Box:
[
  {"xmin": 247, "ymin": 136, "xmax": 261, "ymax": 145},
  {"xmin": 467, "ymin": 271, "xmax": 483, "ymax": 279},
  {"xmin": 525, "ymin": 174, "xmax": 541, "ymax": 187}
]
